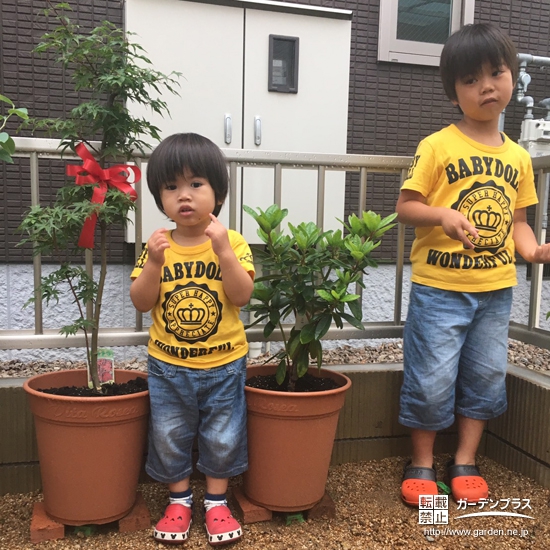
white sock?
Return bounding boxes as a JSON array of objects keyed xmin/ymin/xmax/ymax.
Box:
[
  {"xmin": 169, "ymin": 493, "xmax": 193, "ymax": 508},
  {"xmin": 204, "ymin": 498, "xmax": 227, "ymax": 512}
]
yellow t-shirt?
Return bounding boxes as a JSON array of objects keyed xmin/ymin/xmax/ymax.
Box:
[
  {"xmin": 131, "ymin": 230, "xmax": 255, "ymax": 368},
  {"xmin": 401, "ymin": 124, "xmax": 538, "ymax": 292}
]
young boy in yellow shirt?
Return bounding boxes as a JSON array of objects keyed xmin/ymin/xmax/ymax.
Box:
[{"xmin": 396, "ymin": 23, "xmax": 550, "ymax": 506}]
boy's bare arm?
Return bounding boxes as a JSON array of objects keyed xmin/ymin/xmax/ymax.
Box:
[
  {"xmin": 513, "ymin": 208, "xmax": 550, "ymax": 263},
  {"xmin": 130, "ymin": 229, "xmax": 170, "ymax": 312},
  {"xmin": 396, "ymin": 189, "xmax": 478, "ymax": 249},
  {"xmin": 205, "ymin": 214, "xmax": 254, "ymax": 307},
  {"xmin": 130, "ymin": 261, "xmax": 163, "ymax": 312},
  {"xmin": 216, "ymin": 249, "xmax": 254, "ymax": 307}
]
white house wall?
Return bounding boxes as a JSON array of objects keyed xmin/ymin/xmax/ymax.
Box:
[{"xmin": 125, "ymin": 0, "xmax": 351, "ymax": 243}]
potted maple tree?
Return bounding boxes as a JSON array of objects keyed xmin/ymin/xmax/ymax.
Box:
[
  {"xmin": 17, "ymin": 2, "xmax": 180, "ymax": 526},
  {"xmin": 241, "ymin": 204, "xmax": 396, "ymax": 512}
]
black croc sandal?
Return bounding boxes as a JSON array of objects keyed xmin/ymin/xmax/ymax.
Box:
[
  {"xmin": 401, "ymin": 460, "xmax": 438, "ymax": 507},
  {"xmin": 446, "ymin": 459, "xmax": 488, "ymax": 503}
]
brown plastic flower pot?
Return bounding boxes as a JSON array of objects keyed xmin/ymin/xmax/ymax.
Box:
[
  {"xmin": 23, "ymin": 369, "xmax": 149, "ymax": 526},
  {"xmin": 243, "ymin": 364, "xmax": 351, "ymax": 512}
]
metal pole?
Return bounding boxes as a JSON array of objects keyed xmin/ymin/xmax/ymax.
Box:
[
  {"xmin": 358, "ymin": 167, "xmax": 367, "ymax": 215},
  {"xmin": 30, "ymin": 152, "xmax": 43, "ymax": 334},
  {"xmin": 229, "ymin": 161, "xmax": 238, "ymax": 231},
  {"xmin": 357, "ymin": 167, "xmax": 368, "ymax": 308},
  {"xmin": 134, "ymin": 157, "xmax": 143, "ymax": 332},
  {"xmin": 528, "ymin": 170, "xmax": 550, "ymax": 328},
  {"xmin": 274, "ymin": 163, "xmax": 282, "ymax": 207},
  {"xmin": 394, "ymin": 169, "xmax": 406, "ymax": 326},
  {"xmin": 316, "ymin": 165, "xmax": 326, "ymax": 229}
]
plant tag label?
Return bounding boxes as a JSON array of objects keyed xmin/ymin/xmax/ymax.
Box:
[{"xmin": 92, "ymin": 348, "xmax": 115, "ymax": 387}]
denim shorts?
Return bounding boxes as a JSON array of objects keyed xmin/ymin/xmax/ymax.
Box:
[
  {"xmin": 145, "ymin": 355, "xmax": 248, "ymax": 483},
  {"xmin": 399, "ymin": 283, "xmax": 512, "ymax": 431}
]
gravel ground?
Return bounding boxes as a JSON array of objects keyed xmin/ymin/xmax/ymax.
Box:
[
  {"xmin": 2, "ymin": 339, "xmax": 550, "ymax": 549},
  {"xmin": 2, "ymin": 339, "xmax": 550, "ymax": 378},
  {"xmin": 1, "ymin": 455, "xmax": 549, "ymax": 549}
]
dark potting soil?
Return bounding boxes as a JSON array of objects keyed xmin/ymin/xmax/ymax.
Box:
[
  {"xmin": 39, "ymin": 376, "xmax": 148, "ymax": 397},
  {"xmin": 246, "ymin": 372, "xmax": 340, "ymax": 392}
]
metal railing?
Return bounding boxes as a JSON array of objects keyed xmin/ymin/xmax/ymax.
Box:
[{"xmin": 2, "ymin": 137, "xmax": 550, "ymax": 352}]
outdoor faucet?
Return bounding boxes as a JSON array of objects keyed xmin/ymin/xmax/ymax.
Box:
[
  {"xmin": 538, "ymin": 98, "xmax": 550, "ymax": 121},
  {"xmin": 516, "ymin": 63, "xmax": 534, "ymax": 119},
  {"xmin": 516, "ymin": 64, "xmax": 531, "ymax": 95},
  {"xmin": 517, "ymin": 95, "xmax": 535, "ymax": 119}
]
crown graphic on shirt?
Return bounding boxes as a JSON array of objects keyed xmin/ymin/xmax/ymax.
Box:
[
  {"xmin": 472, "ymin": 209, "xmax": 501, "ymax": 231},
  {"xmin": 176, "ymin": 304, "xmax": 206, "ymax": 324}
]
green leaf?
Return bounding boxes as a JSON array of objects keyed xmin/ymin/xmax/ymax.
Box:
[
  {"xmin": 243, "ymin": 204, "xmax": 261, "ymax": 223},
  {"xmin": 347, "ymin": 298, "xmax": 363, "ymax": 321},
  {"xmin": 314, "ymin": 315, "xmax": 332, "ymax": 340},
  {"xmin": 8, "ymin": 107, "xmax": 29, "ymax": 120},
  {"xmin": 296, "ymin": 347, "xmax": 310, "ymax": 378},
  {"xmin": 299, "ymin": 322, "xmax": 316, "ymax": 344},
  {"xmin": 310, "ymin": 340, "xmax": 323, "ymax": 369},
  {"xmin": 349, "ymin": 214, "xmax": 363, "ymax": 234},
  {"xmin": 317, "ymin": 289, "xmax": 334, "ymax": 302},
  {"xmin": 340, "ymin": 293, "xmax": 360, "ymax": 303},
  {"xmin": 287, "ymin": 330, "xmax": 302, "ymax": 359},
  {"xmin": 0, "ymin": 94, "xmax": 14, "ymax": 106},
  {"xmin": 263, "ymin": 321, "xmax": 276, "ymax": 338},
  {"xmin": 268, "ymin": 309, "xmax": 281, "ymax": 326},
  {"xmin": 315, "ymin": 349, "xmax": 322, "ymax": 369},
  {"xmin": 276, "ymin": 358, "xmax": 287, "ymax": 385},
  {"xmin": 330, "ymin": 288, "xmax": 346, "ymax": 301},
  {"xmin": 0, "ymin": 134, "xmax": 16, "ymax": 159},
  {"xmin": 0, "ymin": 147, "xmax": 14, "ymax": 163},
  {"xmin": 338, "ymin": 312, "xmax": 365, "ymax": 330},
  {"xmin": 264, "ymin": 204, "xmax": 288, "ymax": 227}
]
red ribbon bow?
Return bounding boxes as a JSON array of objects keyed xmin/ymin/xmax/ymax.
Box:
[{"xmin": 66, "ymin": 142, "xmax": 140, "ymax": 248}]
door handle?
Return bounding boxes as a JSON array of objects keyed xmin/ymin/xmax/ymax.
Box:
[
  {"xmin": 254, "ymin": 116, "xmax": 261, "ymax": 146},
  {"xmin": 224, "ymin": 114, "xmax": 232, "ymax": 145}
]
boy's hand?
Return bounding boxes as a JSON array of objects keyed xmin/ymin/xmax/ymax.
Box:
[
  {"xmin": 397, "ymin": 191, "xmax": 478, "ymax": 249},
  {"xmin": 441, "ymin": 210, "xmax": 479, "ymax": 249},
  {"xmin": 205, "ymin": 214, "xmax": 230, "ymax": 256},
  {"xmin": 146, "ymin": 228, "xmax": 170, "ymax": 265},
  {"xmin": 532, "ymin": 243, "xmax": 550, "ymax": 264}
]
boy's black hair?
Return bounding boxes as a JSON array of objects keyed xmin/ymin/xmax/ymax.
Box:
[
  {"xmin": 147, "ymin": 133, "xmax": 228, "ymax": 217},
  {"xmin": 440, "ymin": 23, "xmax": 518, "ymax": 103}
]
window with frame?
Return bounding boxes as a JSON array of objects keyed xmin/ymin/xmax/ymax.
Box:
[{"xmin": 378, "ymin": 0, "xmax": 475, "ymax": 67}]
